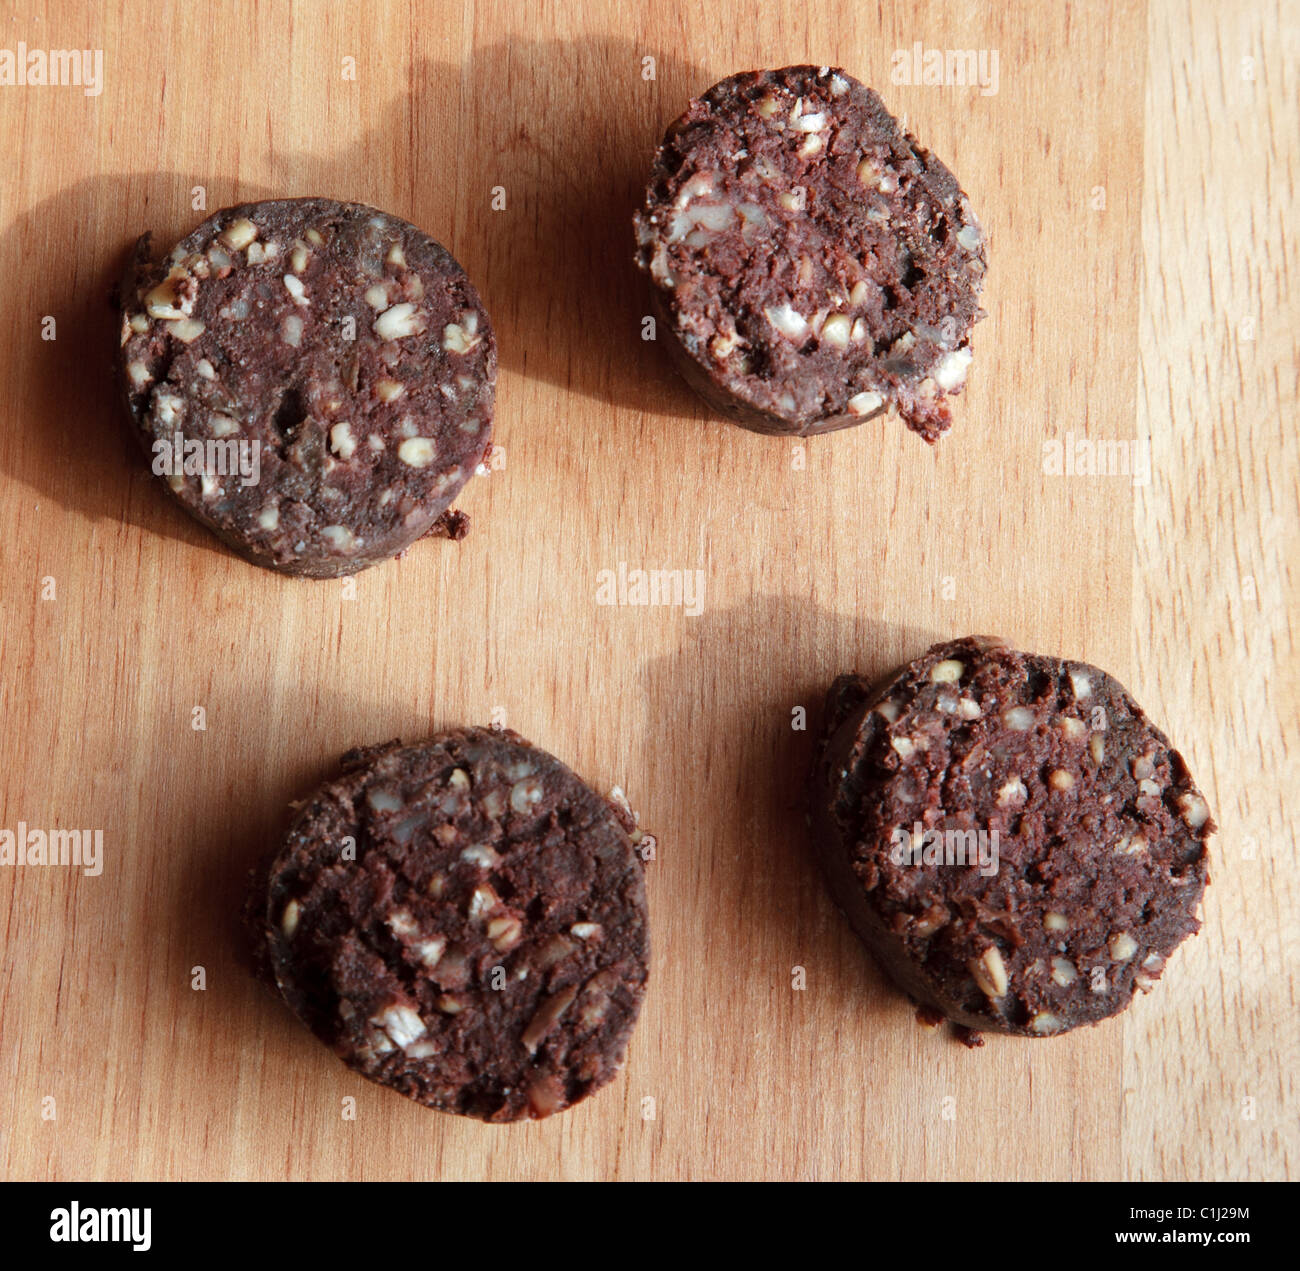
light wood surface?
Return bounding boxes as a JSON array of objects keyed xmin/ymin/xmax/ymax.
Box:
[{"xmin": 0, "ymin": 0, "xmax": 1294, "ymax": 1181}]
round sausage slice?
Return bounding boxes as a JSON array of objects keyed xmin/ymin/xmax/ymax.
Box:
[
  {"xmin": 247, "ymin": 728, "xmax": 650, "ymax": 1120},
  {"xmin": 118, "ymin": 198, "xmax": 495, "ymax": 577},
  {"xmin": 634, "ymin": 66, "xmax": 986, "ymax": 440},
  {"xmin": 810, "ymin": 637, "xmax": 1212, "ymax": 1037}
]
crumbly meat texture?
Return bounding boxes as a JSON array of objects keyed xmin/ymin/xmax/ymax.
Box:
[
  {"xmin": 118, "ymin": 198, "xmax": 495, "ymax": 577},
  {"xmin": 634, "ymin": 66, "xmax": 986, "ymax": 439},
  {"xmin": 247, "ymin": 728, "xmax": 650, "ymax": 1121},
  {"xmin": 811, "ymin": 636, "xmax": 1212, "ymax": 1036}
]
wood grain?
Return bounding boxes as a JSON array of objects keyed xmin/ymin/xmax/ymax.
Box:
[
  {"xmin": 0, "ymin": 0, "xmax": 1293, "ymax": 1181},
  {"xmin": 1125, "ymin": 0, "xmax": 1299, "ymax": 1181}
]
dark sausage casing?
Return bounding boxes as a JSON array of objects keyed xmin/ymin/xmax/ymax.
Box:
[
  {"xmin": 811, "ymin": 637, "xmax": 1212, "ymax": 1036},
  {"xmin": 635, "ymin": 67, "xmax": 986, "ymax": 440}
]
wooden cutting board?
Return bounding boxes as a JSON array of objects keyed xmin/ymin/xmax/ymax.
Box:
[{"xmin": 1, "ymin": 0, "xmax": 1295, "ymax": 1181}]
